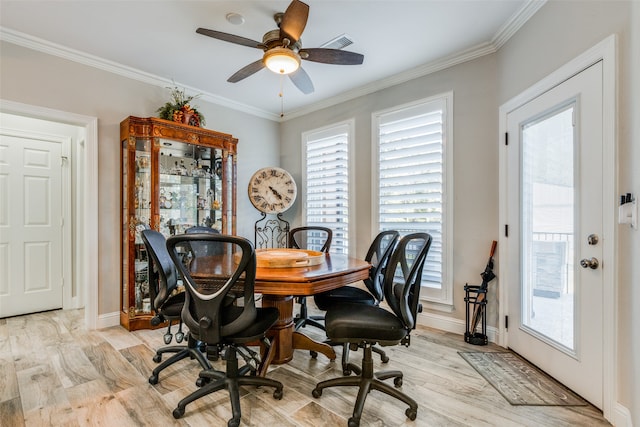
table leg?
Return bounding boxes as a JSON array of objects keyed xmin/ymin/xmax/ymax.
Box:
[
  {"xmin": 292, "ymin": 331, "xmax": 336, "ymax": 361},
  {"xmin": 261, "ymin": 294, "xmax": 295, "ymax": 365},
  {"xmin": 261, "ymin": 294, "xmax": 336, "ymax": 367}
]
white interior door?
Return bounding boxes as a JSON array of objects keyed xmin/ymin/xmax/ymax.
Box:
[
  {"xmin": 0, "ymin": 133, "xmax": 65, "ymax": 317},
  {"xmin": 505, "ymin": 61, "xmax": 603, "ymax": 408}
]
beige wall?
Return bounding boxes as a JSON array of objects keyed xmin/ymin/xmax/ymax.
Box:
[
  {"xmin": 0, "ymin": 41, "xmax": 281, "ymax": 316},
  {"xmin": 280, "ymin": 53, "xmax": 501, "ymax": 326}
]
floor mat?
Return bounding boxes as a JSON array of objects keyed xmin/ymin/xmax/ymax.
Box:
[{"xmin": 459, "ymin": 351, "xmax": 588, "ymax": 406}]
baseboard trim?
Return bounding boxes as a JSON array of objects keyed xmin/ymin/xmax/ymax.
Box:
[
  {"xmin": 613, "ymin": 402, "xmax": 633, "ymax": 427},
  {"xmin": 417, "ymin": 311, "xmax": 500, "ymax": 344},
  {"xmin": 96, "ymin": 311, "xmax": 121, "ymax": 329}
]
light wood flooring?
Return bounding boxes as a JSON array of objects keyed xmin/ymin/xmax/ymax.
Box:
[{"xmin": 1, "ymin": 309, "xmax": 610, "ymax": 426}]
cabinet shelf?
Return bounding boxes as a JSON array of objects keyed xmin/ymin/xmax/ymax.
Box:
[{"xmin": 120, "ymin": 116, "xmax": 237, "ymax": 331}]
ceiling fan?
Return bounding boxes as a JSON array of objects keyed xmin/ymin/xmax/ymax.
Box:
[{"xmin": 196, "ymin": 0, "xmax": 364, "ymax": 94}]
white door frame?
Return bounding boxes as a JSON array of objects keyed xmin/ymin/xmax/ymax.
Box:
[
  {"xmin": 498, "ymin": 35, "xmax": 616, "ymax": 422},
  {"xmin": 0, "ymin": 99, "xmax": 99, "ymax": 329}
]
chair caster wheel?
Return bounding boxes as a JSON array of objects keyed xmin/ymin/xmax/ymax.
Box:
[
  {"xmin": 172, "ymin": 407, "xmax": 185, "ymax": 419},
  {"xmin": 195, "ymin": 377, "xmax": 207, "ymax": 387},
  {"xmin": 405, "ymin": 407, "xmax": 417, "ymax": 420},
  {"xmin": 381, "ymin": 355, "xmax": 390, "ymax": 363},
  {"xmin": 394, "ymin": 376, "xmax": 403, "ymax": 387},
  {"xmin": 153, "ymin": 354, "xmax": 161, "ymax": 363},
  {"xmin": 348, "ymin": 417, "xmax": 360, "ymax": 427},
  {"xmin": 273, "ymin": 389, "xmax": 283, "ymax": 400},
  {"xmin": 148, "ymin": 375, "xmax": 158, "ymax": 385},
  {"xmin": 310, "ymin": 350, "xmax": 318, "ymax": 359},
  {"xmin": 343, "ymin": 368, "xmax": 352, "ymax": 376},
  {"xmin": 228, "ymin": 418, "xmax": 240, "ymax": 427},
  {"xmin": 311, "ymin": 388, "xmax": 322, "ymax": 398}
]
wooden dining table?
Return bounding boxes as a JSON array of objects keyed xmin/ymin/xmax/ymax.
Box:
[{"xmin": 189, "ymin": 252, "xmax": 370, "ymax": 376}]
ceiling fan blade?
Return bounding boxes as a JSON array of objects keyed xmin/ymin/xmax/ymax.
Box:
[
  {"xmin": 196, "ymin": 28, "xmax": 263, "ymax": 49},
  {"xmin": 279, "ymin": 0, "xmax": 309, "ymax": 44},
  {"xmin": 289, "ymin": 67, "xmax": 314, "ymax": 94},
  {"xmin": 300, "ymin": 48, "xmax": 364, "ymax": 65},
  {"xmin": 227, "ymin": 60, "xmax": 265, "ymax": 83}
]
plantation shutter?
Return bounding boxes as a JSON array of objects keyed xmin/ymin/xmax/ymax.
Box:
[
  {"xmin": 304, "ymin": 124, "xmax": 350, "ymax": 254},
  {"xmin": 377, "ymin": 100, "xmax": 445, "ymax": 289}
]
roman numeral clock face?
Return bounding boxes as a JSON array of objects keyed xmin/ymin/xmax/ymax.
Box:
[{"xmin": 248, "ymin": 167, "xmax": 297, "ymax": 214}]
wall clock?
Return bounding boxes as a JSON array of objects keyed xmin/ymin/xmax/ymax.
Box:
[{"xmin": 248, "ymin": 167, "xmax": 297, "ymax": 214}]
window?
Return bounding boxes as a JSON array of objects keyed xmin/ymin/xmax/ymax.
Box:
[
  {"xmin": 373, "ymin": 93, "xmax": 453, "ymax": 306},
  {"xmin": 302, "ymin": 120, "xmax": 353, "ymax": 255}
]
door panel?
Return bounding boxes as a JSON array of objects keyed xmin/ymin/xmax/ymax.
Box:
[
  {"xmin": 506, "ymin": 61, "xmax": 603, "ymax": 407},
  {"xmin": 0, "ymin": 134, "xmax": 63, "ymax": 317}
]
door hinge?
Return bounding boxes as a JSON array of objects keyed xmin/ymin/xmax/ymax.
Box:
[
  {"xmin": 505, "ymin": 315, "xmax": 509, "ymax": 329},
  {"xmin": 505, "ymin": 132, "xmax": 509, "ymax": 146},
  {"xmin": 504, "ymin": 224, "xmax": 509, "ymax": 237}
]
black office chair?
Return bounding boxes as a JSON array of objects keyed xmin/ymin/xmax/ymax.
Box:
[
  {"xmin": 313, "ymin": 230, "xmax": 400, "ymax": 374},
  {"xmin": 140, "ymin": 229, "xmax": 211, "ymax": 385},
  {"xmin": 312, "ymin": 232, "xmax": 432, "ymax": 427},
  {"xmin": 185, "ymin": 226, "xmax": 222, "ymax": 257},
  {"xmin": 288, "ymin": 226, "xmax": 332, "ymax": 331},
  {"xmin": 167, "ymin": 233, "xmax": 283, "ymax": 427}
]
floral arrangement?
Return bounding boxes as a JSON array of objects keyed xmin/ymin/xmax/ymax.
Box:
[{"xmin": 157, "ymin": 84, "xmax": 206, "ymax": 127}]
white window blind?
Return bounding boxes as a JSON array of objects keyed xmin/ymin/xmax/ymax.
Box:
[
  {"xmin": 303, "ymin": 122, "xmax": 351, "ymax": 255},
  {"xmin": 374, "ymin": 94, "xmax": 452, "ymax": 304}
]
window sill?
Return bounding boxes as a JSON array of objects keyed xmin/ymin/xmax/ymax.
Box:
[{"xmin": 420, "ymin": 299, "xmax": 454, "ymax": 313}]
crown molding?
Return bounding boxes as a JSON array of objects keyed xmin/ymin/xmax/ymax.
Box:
[
  {"xmin": 0, "ymin": 27, "xmax": 278, "ymax": 121},
  {"xmin": 1, "ymin": 0, "xmax": 544, "ymax": 123},
  {"xmin": 492, "ymin": 0, "xmax": 547, "ymax": 49},
  {"xmin": 282, "ymin": 41, "xmax": 497, "ymax": 121},
  {"xmin": 282, "ymin": 0, "xmax": 545, "ymax": 121}
]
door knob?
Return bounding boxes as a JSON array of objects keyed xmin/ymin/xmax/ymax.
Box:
[{"xmin": 580, "ymin": 257, "xmax": 599, "ymax": 269}]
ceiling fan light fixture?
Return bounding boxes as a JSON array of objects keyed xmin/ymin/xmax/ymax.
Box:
[{"xmin": 264, "ymin": 47, "xmax": 301, "ymax": 75}]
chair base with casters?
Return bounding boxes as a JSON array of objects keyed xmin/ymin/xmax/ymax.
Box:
[
  {"xmin": 311, "ymin": 304, "xmax": 418, "ymax": 427},
  {"xmin": 338, "ymin": 341, "xmax": 389, "ymax": 376},
  {"xmin": 149, "ymin": 333, "xmax": 211, "ymax": 385},
  {"xmin": 312, "ymin": 344, "xmax": 417, "ymax": 427},
  {"xmin": 172, "ymin": 309, "xmax": 284, "ymax": 427}
]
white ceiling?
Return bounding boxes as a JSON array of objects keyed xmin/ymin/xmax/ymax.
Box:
[{"xmin": 0, "ymin": 1, "xmax": 543, "ymax": 120}]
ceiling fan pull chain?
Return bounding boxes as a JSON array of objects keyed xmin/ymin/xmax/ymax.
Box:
[{"xmin": 279, "ymin": 75, "xmax": 285, "ymax": 118}]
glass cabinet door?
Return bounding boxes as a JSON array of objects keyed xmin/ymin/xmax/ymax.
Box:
[
  {"xmin": 122, "ymin": 136, "xmax": 153, "ymax": 321},
  {"xmin": 158, "ymin": 141, "xmax": 224, "ymax": 236}
]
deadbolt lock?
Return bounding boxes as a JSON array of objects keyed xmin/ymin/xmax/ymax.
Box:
[{"xmin": 587, "ymin": 234, "xmax": 599, "ymax": 245}]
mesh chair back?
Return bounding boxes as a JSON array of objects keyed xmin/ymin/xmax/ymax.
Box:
[
  {"xmin": 141, "ymin": 229, "xmax": 180, "ymax": 312},
  {"xmin": 167, "ymin": 234, "xmax": 257, "ymax": 345},
  {"xmin": 363, "ymin": 230, "xmax": 400, "ymax": 302},
  {"xmin": 185, "ymin": 226, "xmax": 222, "ymax": 257},
  {"xmin": 288, "ymin": 226, "xmax": 332, "ymax": 253},
  {"xmin": 383, "ymin": 232, "xmax": 432, "ymax": 330}
]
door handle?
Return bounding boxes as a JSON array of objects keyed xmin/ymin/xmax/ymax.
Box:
[{"xmin": 580, "ymin": 257, "xmax": 599, "ymax": 269}]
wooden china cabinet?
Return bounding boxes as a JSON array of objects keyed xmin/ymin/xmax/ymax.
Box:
[{"xmin": 120, "ymin": 116, "xmax": 238, "ymax": 331}]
